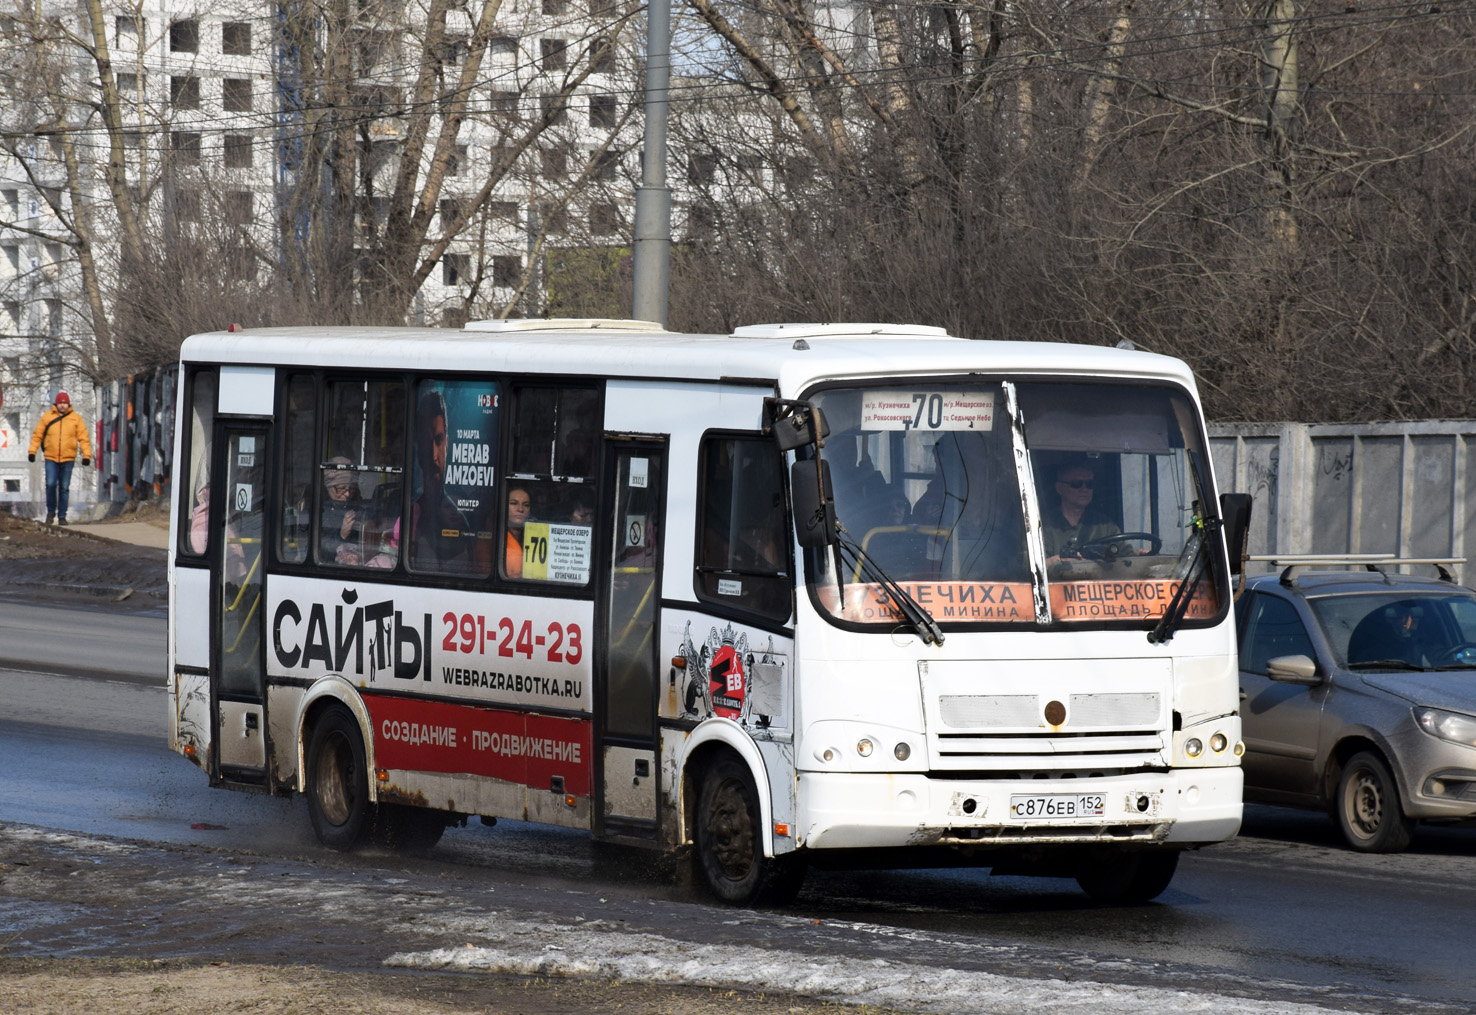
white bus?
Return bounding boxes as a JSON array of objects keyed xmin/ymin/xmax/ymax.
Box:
[{"xmin": 167, "ymin": 319, "xmax": 1250, "ymax": 904}]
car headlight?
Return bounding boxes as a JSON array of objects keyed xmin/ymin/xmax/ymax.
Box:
[{"xmin": 1414, "ymin": 707, "xmax": 1476, "ymax": 748}]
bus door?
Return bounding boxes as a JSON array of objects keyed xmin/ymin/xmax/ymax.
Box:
[
  {"xmin": 211, "ymin": 422, "xmax": 269, "ymax": 785},
  {"xmin": 596, "ymin": 441, "xmax": 666, "ymax": 838}
]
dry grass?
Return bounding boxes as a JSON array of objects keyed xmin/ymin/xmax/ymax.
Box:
[{"xmin": 0, "ymin": 959, "xmax": 903, "ymax": 1015}]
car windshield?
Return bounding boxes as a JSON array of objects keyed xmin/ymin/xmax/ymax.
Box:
[
  {"xmin": 803, "ymin": 380, "xmax": 1224, "ymax": 629},
  {"xmin": 1312, "ymin": 591, "xmax": 1476, "ymax": 669}
]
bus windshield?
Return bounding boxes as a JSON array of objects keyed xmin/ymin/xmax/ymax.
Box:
[{"xmin": 805, "ymin": 380, "xmax": 1223, "ymax": 628}]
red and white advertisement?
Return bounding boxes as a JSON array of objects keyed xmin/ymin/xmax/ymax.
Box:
[
  {"xmin": 268, "ymin": 574, "xmax": 594, "ymax": 711},
  {"xmin": 365, "ymin": 695, "xmax": 591, "ymax": 796}
]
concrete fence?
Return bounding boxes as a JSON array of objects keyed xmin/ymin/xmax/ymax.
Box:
[{"xmin": 1209, "ymin": 420, "xmax": 1476, "ymax": 584}]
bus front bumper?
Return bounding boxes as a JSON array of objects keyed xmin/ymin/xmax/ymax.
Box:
[{"xmin": 796, "ymin": 767, "xmax": 1242, "ymax": 851}]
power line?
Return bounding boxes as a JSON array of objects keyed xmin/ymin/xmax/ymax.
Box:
[{"xmin": 3, "ymin": 0, "xmax": 1473, "ymax": 166}]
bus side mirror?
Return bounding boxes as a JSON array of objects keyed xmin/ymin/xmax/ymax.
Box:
[
  {"xmin": 766, "ymin": 398, "xmax": 829, "ymax": 452},
  {"xmin": 1220, "ymin": 492, "xmax": 1253, "ymax": 576},
  {"xmin": 790, "ymin": 459, "xmax": 837, "ymax": 547}
]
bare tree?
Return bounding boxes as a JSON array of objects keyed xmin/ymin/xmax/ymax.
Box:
[
  {"xmin": 1, "ymin": 0, "xmax": 642, "ymax": 374},
  {"xmin": 671, "ymin": 0, "xmax": 1476, "ymax": 422}
]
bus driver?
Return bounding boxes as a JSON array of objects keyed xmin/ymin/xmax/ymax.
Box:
[{"xmin": 1041, "ymin": 458, "xmax": 1119, "ymax": 565}]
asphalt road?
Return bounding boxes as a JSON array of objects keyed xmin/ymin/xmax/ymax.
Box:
[
  {"xmin": 4, "ymin": 603, "xmax": 1475, "ymax": 1014},
  {"xmin": 0, "ymin": 600, "xmax": 166, "ymax": 683}
]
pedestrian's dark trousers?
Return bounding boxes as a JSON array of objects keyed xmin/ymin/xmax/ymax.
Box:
[{"xmin": 44, "ymin": 459, "xmax": 74, "ymax": 520}]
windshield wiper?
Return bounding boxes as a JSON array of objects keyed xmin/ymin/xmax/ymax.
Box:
[
  {"xmin": 1147, "ymin": 514, "xmax": 1221, "ymax": 645},
  {"xmin": 833, "ymin": 526, "xmax": 945, "ymax": 646},
  {"xmin": 1348, "ymin": 659, "xmax": 1426, "ymax": 671}
]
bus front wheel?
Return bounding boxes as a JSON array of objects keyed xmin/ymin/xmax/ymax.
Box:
[
  {"xmin": 1075, "ymin": 849, "xmax": 1179, "ymax": 904},
  {"xmin": 695, "ymin": 756, "xmax": 806, "ymax": 905},
  {"xmin": 306, "ymin": 706, "xmax": 370, "ymax": 851}
]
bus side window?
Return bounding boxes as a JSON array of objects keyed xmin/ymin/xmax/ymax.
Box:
[
  {"xmin": 277, "ymin": 374, "xmax": 314, "ymax": 564},
  {"xmin": 178, "ymin": 368, "xmax": 217, "ymax": 558},
  {"xmin": 500, "ymin": 384, "xmax": 599, "ymax": 585},
  {"xmin": 694, "ymin": 434, "xmax": 792, "ymax": 623},
  {"xmin": 321, "ymin": 378, "xmax": 405, "ymax": 569}
]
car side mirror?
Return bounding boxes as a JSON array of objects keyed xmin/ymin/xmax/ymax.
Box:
[
  {"xmin": 1220, "ymin": 492, "xmax": 1253, "ymax": 576},
  {"xmin": 1266, "ymin": 654, "xmax": 1320, "ymax": 684}
]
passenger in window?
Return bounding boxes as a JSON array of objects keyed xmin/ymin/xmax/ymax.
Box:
[
  {"xmin": 1348, "ymin": 602, "xmax": 1427, "ymax": 668},
  {"xmin": 412, "ymin": 388, "xmax": 470, "ymax": 568},
  {"xmin": 1041, "ymin": 458, "xmax": 1119, "ymax": 565},
  {"xmin": 568, "ymin": 497, "xmax": 593, "ymax": 526},
  {"xmin": 884, "ymin": 494, "xmax": 909, "ymax": 527},
  {"xmin": 366, "ymin": 519, "xmax": 400, "ymax": 569},
  {"xmin": 910, "ymin": 435, "xmax": 983, "ymax": 532},
  {"xmin": 188, "ymin": 484, "xmax": 211, "ymax": 554},
  {"xmin": 505, "ymin": 486, "xmax": 531, "ymax": 577},
  {"xmin": 321, "ymin": 457, "xmax": 364, "ymax": 565}
]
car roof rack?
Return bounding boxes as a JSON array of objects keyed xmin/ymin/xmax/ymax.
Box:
[{"xmin": 1248, "ymin": 554, "xmax": 1466, "ymax": 586}]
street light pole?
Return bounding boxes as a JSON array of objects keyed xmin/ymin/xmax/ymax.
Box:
[{"xmin": 631, "ymin": 0, "xmax": 670, "ymax": 327}]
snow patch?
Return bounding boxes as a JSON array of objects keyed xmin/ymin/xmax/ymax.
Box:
[{"xmin": 385, "ymin": 917, "xmax": 1371, "ymax": 1015}]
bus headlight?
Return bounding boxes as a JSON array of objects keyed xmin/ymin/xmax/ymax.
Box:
[
  {"xmin": 856, "ymin": 738, "xmax": 874, "ymax": 757},
  {"xmin": 894, "ymin": 742, "xmax": 911, "ymax": 761},
  {"xmin": 1185, "ymin": 738, "xmax": 1203, "ymax": 758},
  {"xmin": 1210, "ymin": 733, "xmax": 1228, "ymax": 753}
]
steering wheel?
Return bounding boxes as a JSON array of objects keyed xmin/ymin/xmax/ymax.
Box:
[
  {"xmin": 1075, "ymin": 532, "xmax": 1161, "ymax": 562},
  {"xmin": 1432, "ymin": 643, "xmax": 1476, "ymax": 668}
]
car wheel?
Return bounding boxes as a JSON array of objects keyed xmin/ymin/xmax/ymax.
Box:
[
  {"xmin": 1336, "ymin": 751, "xmax": 1414, "ymax": 853},
  {"xmin": 306, "ymin": 706, "xmax": 370, "ymax": 851},
  {"xmin": 695, "ymin": 756, "xmax": 807, "ymax": 905},
  {"xmin": 1075, "ymin": 850, "xmax": 1179, "ymax": 904}
]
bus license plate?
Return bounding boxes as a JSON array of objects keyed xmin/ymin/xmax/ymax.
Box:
[{"xmin": 1009, "ymin": 794, "xmax": 1106, "ymax": 819}]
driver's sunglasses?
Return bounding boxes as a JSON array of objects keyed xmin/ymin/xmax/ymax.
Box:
[{"xmin": 1062, "ymin": 479, "xmax": 1094, "ymax": 489}]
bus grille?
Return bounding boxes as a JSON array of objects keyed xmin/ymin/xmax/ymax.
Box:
[
  {"xmin": 939, "ymin": 692, "xmax": 1161, "ymax": 729},
  {"xmin": 930, "ymin": 691, "xmax": 1166, "ymax": 771}
]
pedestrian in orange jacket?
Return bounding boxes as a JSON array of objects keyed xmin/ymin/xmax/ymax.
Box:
[{"xmin": 28, "ymin": 391, "xmax": 92, "ymax": 526}]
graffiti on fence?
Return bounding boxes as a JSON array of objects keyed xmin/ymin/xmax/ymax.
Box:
[{"xmin": 97, "ymin": 366, "xmax": 178, "ymax": 505}]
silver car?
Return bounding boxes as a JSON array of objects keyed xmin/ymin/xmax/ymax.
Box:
[{"xmin": 1237, "ymin": 569, "xmax": 1476, "ymax": 852}]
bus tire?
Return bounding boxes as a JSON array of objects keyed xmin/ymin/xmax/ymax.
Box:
[
  {"xmin": 695, "ymin": 756, "xmax": 806, "ymax": 905},
  {"xmin": 1075, "ymin": 849, "xmax": 1179, "ymax": 904},
  {"xmin": 374, "ymin": 804, "xmax": 446, "ymax": 854},
  {"xmin": 306, "ymin": 706, "xmax": 370, "ymax": 851}
]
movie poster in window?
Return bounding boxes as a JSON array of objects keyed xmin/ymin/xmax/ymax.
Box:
[{"xmin": 411, "ymin": 380, "xmax": 500, "ymax": 572}]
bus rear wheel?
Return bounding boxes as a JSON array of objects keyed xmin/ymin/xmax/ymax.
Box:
[
  {"xmin": 306, "ymin": 706, "xmax": 370, "ymax": 851},
  {"xmin": 1075, "ymin": 849, "xmax": 1179, "ymax": 904},
  {"xmin": 695, "ymin": 756, "xmax": 806, "ymax": 905}
]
